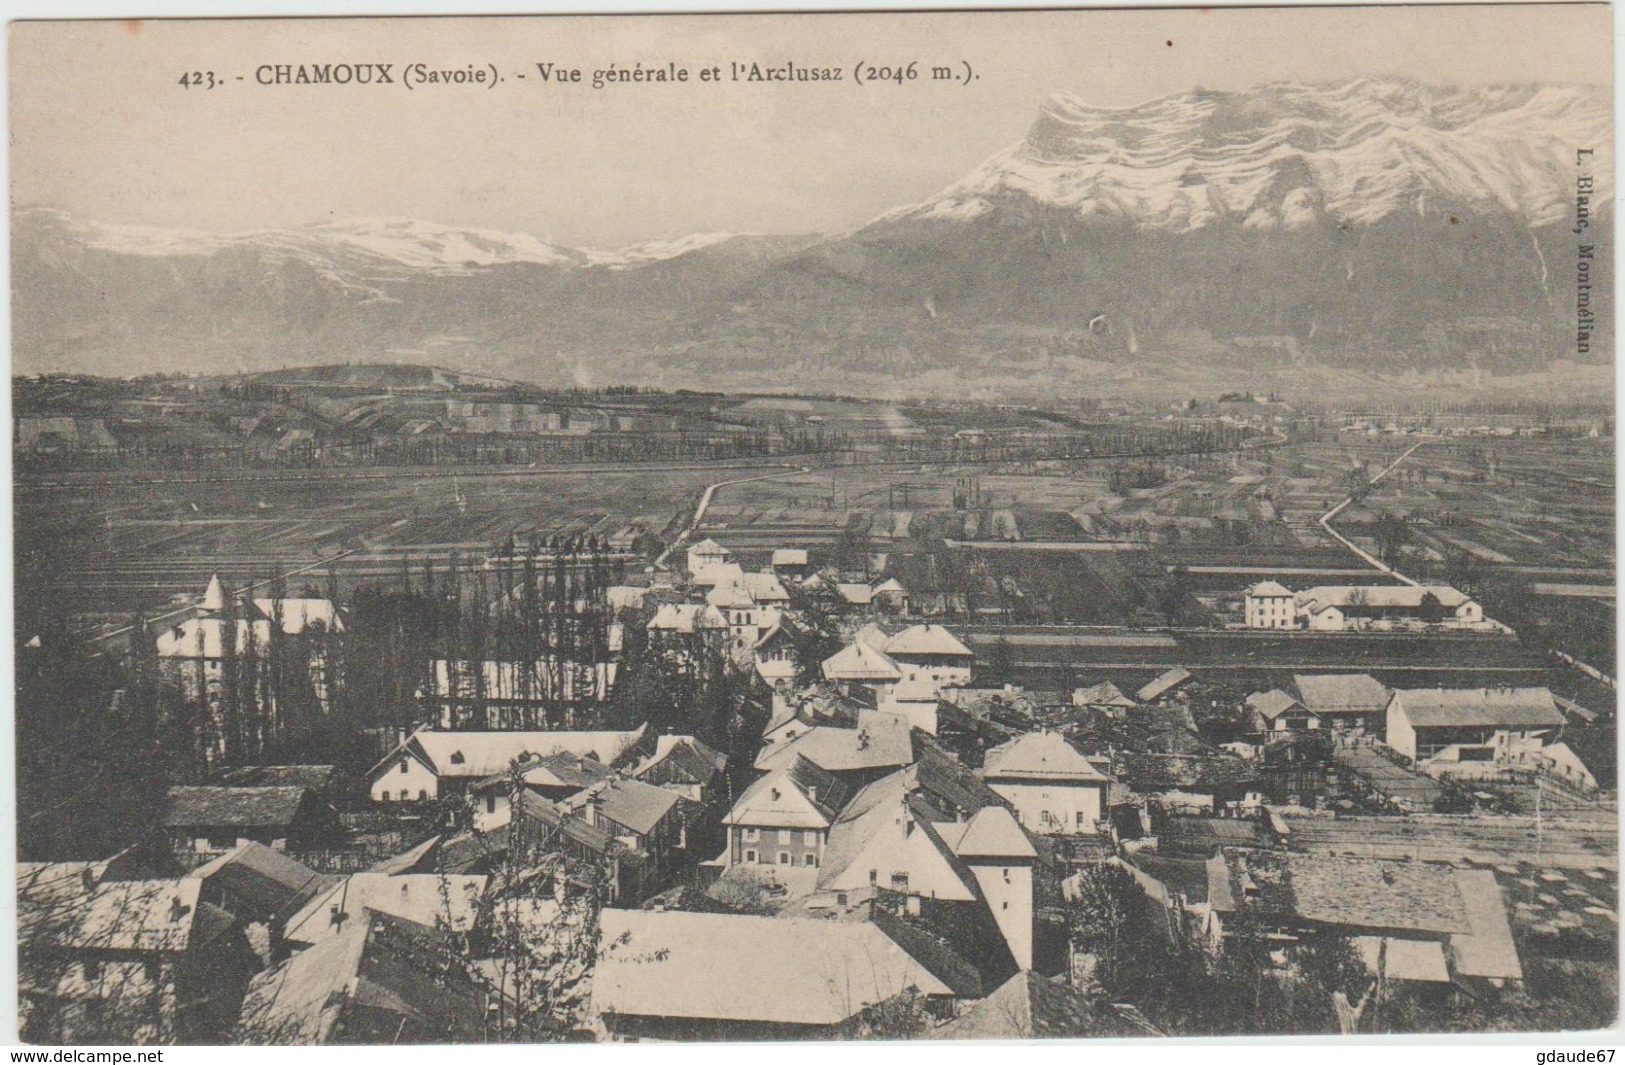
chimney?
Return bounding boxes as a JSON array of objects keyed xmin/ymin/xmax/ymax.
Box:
[
  {"xmin": 807, "ymin": 786, "xmax": 818, "ymax": 804},
  {"xmin": 770, "ymin": 787, "xmax": 782, "ymax": 801},
  {"xmin": 329, "ymin": 904, "xmax": 348, "ymax": 929},
  {"xmin": 80, "ymin": 868, "xmax": 96, "ymax": 892}
]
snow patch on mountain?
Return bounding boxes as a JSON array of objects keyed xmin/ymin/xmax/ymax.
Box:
[{"xmin": 878, "ymin": 78, "xmax": 1612, "ymax": 233}]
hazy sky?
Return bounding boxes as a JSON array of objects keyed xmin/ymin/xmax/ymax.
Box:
[{"xmin": 10, "ymin": 6, "xmax": 1612, "ymax": 248}]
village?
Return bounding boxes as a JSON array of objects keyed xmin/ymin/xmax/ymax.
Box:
[{"xmin": 15, "ymin": 490, "xmax": 1618, "ymax": 1042}]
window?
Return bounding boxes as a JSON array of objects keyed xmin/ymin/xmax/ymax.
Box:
[
  {"xmin": 744, "ymin": 828, "xmax": 760, "ymax": 842},
  {"xmin": 485, "ymin": 795, "xmax": 496, "ymax": 814},
  {"xmin": 1076, "ymin": 811, "xmax": 1088, "ymax": 828},
  {"xmin": 418, "ymin": 789, "xmax": 428, "ymax": 801},
  {"xmin": 83, "ymin": 960, "xmax": 102, "ymax": 981},
  {"xmin": 776, "ymin": 829, "xmax": 789, "ymax": 843},
  {"xmin": 1002, "ymin": 868, "xmax": 1011, "ymax": 883},
  {"xmin": 745, "ymin": 850, "xmax": 757, "ymax": 863},
  {"xmin": 836, "ymin": 893, "xmax": 848, "ymax": 906},
  {"xmin": 869, "ymin": 869, "xmax": 878, "ymax": 885},
  {"xmin": 890, "ymin": 872, "xmax": 909, "ymax": 892},
  {"xmin": 779, "ymin": 853, "xmax": 791, "ymax": 865},
  {"xmin": 450, "ymin": 751, "xmax": 465, "ymax": 765},
  {"xmin": 803, "ymin": 830, "xmax": 818, "ymax": 846},
  {"xmin": 804, "ymin": 854, "xmax": 817, "ymax": 866},
  {"xmin": 399, "ymin": 759, "xmax": 409, "ymax": 775},
  {"xmin": 380, "ymin": 791, "xmax": 390, "ymax": 802}
]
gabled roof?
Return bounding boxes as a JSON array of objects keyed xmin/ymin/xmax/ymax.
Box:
[
  {"xmin": 1246, "ymin": 581, "xmax": 1293, "ymax": 598},
  {"xmin": 634, "ymin": 735, "xmax": 727, "ymax": 784},
  {"xmin": 706, "ymin": 581, "xmax": 757, "ymax": 610},
  {"xmin": 648, "ymin": 602, "xmax": 728, "ymax": 632},
  {"xmin": 374, "ymin": 727, "xmax": 646, "ymax": 781},
  {"xmin": 1075, "ymin": 681, "xmax": 1136, "ymax": 708},
  {"xmin": 688, "ymin": 538, "xmax": 729, "ymax": 557},
  {"xmin": 738, "ymin": 571, "xmax": 790, "ymax": 601},
  {"xmin": 164, "ymin": 785, "xmax": 313, "ymax": 829},
  {"xmin": 202, "ymin": 574, "xmax": 226, "ymax": 611},
  {"xmin": 836, "ymin": 583, "xmax": 875, "ymax": 606},
  {"xmin": 944, "ymin": 805, "xmax": 1036, "ymax": 860},
  {"xmin": 1242, "ymin": 853, "xmax": 1470, "ymax": 936},
  {"xmin": 594, "ymin": 909, "xmax": 952, "ymax": 1027},
  {"xmin": 871, "ymin": 577, "xmax": 907, "ymax": 596},
  {"xmin": 566, "ymin": 777, "xmax": 688, "ymax": 837},
  {"xmin": 821, "ymin": 640, "xmax": 903, "ymax": 683},
  {"xmin": 1293, "ymin": 673, "xmax": 1391, "ymax": 714},
  {"xmin": 817, "ymin": 774, "xmax": 980, "ymax": 900},
  {"xmin": 690, "ymin": 562, "xmax": 744, "ymax": 588},
  {"xmin": 726, "ymin": 755, "xmax": 849, "ymax": 829},
  {"xmin": 1391, "ymin": 687, "xmax": 1564, "ymax": 730},
  {"xmin": 1136, "ymin": 667, "xmax": 1193, "ymax": 703},
  {"xmin": 755, "ymin": 711, "xmax": 915, "ymax": 774},
  {"xmin": 884, "ymin": 624, "xmax": 973, "ymax": 659},
  {"xmin": 983, "ymin": 731, "xmax": 1112, "ymax": 783},
  {"xmin": 58, "ymin": 878, "xmax": 212, "ymax": 954},
  {"xmin": 190, "ymin": 841, "xmax": 336, "ymax": 919},
  {"xmin": 237, "ymin": 910, "xmax": 487, "ymax": 1044},
  {"xmin": 927, "ymin": 971, "xmax": 1159, "ymax": 1039},
  {"xmin": 772, "ymin": 548, "xmax": 809, "ymax": 567},
  {"xmin": 1246, "ymin": 689, "xmax": 1309, "ymax": 722},
  {"xmin": 283, "ymin": 873, "xmax": 488, "ymax": 947}
]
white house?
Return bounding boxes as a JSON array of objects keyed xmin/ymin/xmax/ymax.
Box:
[
  {"xmin": 880, "ymin": 624, "xmax": 975, "ymax": 689},
  {"xmin": 685, "ymin": 538, "xmax": 732, "ymax": 581},
  {"xmin": 1294, "ymin": 585, "xmax": 1485, "ymax": 631},
  {"xmin": 366, "ymin": 726, "xmax": 646, "ymax": 803},
  {"xmin": 1243, "ymin": 581, "xmax": 1296, "ymax": 629},
  {"xmin": 980, "ymin": 730, "xmax": 1113, "ymax": 835}
]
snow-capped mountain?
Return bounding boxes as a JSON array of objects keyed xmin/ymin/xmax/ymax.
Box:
[
  {"xmin": 877, "ymin": 79, "xmax": 1611, "ymax": 233},
  {"xmin": 12, "ymin": 79, "xmax": 1611, "ymax": 389}
]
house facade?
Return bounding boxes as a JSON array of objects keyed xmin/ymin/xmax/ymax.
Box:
[{"xmin": 981, "ymin": 731, "xmax": 1113, "ymax": 835}]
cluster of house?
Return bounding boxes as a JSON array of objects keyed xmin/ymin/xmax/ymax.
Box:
[
  {"xmin": 1244, "ymin": 675, "xmax": 1595, "ymax": 790},
  {"xmin": 1243, "ymin": 581, "xmax": 1492, "ymax": 632}
]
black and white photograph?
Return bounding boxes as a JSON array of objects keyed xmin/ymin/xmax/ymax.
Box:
[{"xmin": 8, "ymin": 5, "xmax": 1617, "ymax": 1046}]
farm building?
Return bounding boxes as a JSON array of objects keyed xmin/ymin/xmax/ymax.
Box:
[
  {"xmin": 367, "ymin": 726, "xmax": 647, "ymax": 803},
  {"xmin": 1292, "ymin": 674, "xmax": 1392, "ymax": 732},
  {"xmin": 1385, "ymin": 687, "xmax": 1566, "ymax": 763}
]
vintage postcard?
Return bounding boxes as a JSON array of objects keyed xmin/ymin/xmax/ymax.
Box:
[{"xmin": 9, "ymin": 5, "xmax": 1616, "ymax": 1046}]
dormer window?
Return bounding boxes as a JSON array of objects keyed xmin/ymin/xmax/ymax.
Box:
[
  {"xmin": 450, "ymin": 751, "xmax": 465, "ymax": 765},
  {"xmin": 399, "ymin": 759, "xmax": 409, "ymax": 775}
]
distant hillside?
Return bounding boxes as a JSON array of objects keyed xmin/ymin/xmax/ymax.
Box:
[{"xmin": 13, "ymin": 78, "xmax": 1610, "ymax": 399}]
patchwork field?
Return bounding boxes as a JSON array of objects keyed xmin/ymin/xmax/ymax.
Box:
[{"xmin": 15, "ymin": 463, "xmax": 772, "ymax": 632}]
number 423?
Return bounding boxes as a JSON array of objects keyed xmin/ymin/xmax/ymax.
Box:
[{"xmin": 178, "ymin": 71, "xmax": 219, "ymax": 89}]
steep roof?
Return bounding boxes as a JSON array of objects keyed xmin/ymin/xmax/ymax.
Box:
[
  {"xmin": 1391, "ymin": 687, "xmax": 1564, "ymax": 730},
  {"xmin": 821, "ymin": 639, "xmax": 904, "ymax": 683},
  {"xmin": 163, "ymin": 785, "xmax": 313, "ymax": 829},
  {"xmin": 884, "ymin": 624, "xmax": 973, "ymax": 659},
  {"xmin": 59, "ymin": 879, "xmax": 212, "ymax": 954},
  {"xmin": 283, "ymin": 873, "xmax": 488, "ymax": 948},
  {"xmin": 202, "ymin": 574, "xmax": 226, "ymax": 611},
  {"xmin": 237, "ymin": 910, "xmax": 487, "ymax": 1044},
  {"xmin": 189, "ymin": 841, "xmax": 336, "ymax": 919},
  {"xmin": 1246, "ymin": 689, "xmax": 1308, "ymax": 722},
  {"xmin": 594, "ymin": 909, "xmax": 952, "ymax": 1027},
  {"xmin": 984, "ymin": 731, "xmax": 1112, "ymax": 783},
  {"xmin": 635, "ymin": 735, "xmax": 727, "ymax": 784},
  {"xmin": 567, "ymin": 777, "xmax": 687, "ymax": 837},
  {"xmin": 1293, "ymin": 673, "xmax": 1392, "ymax": 714},
  {"xmin": 726, "ymin": 756, "xmax": 849, "ymax": 829},
  {"xmin": 927, "ymin": 971, "xmax": 1158, "ymax": 1039},
  {"xmin": 755, "ymin": 711, "xmax": 915, "ymax": 774},
  {"xmin": 948, "ymin": 805, "xmax": 1036, "ymax": 860}
]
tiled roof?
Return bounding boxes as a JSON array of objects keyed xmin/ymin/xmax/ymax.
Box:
[
  {"xmin": 821, "ymin": 640, "xmax": 903, "ymax": 682},
  {"xmin": 594, "ymin": 909, "xmax": 952, "ymax": 1027},
  {"xmin": 566, "ymin": 778, "xmax": 687, "ymax": 837},
  {"xmin": 1246, "ymin": 581, "xmax": 1293, "ymax": 597},
  {"xmin": 727, "ymin": 756, "xmax": 850, "ymax": 829},
  {"xmin": 755, "ymin": 711, "xmax": 915, "ymax": 774},
  {"xmin": 283, "ymin": 873, "xmax": 487, "ymax": 947},
  {"xmin": 1136, "ymin": 667, "xmax": 1193, "ymax": 703},
  {"xmin": 1296, "ymin": 584, "xmax": 1472, "ymax": 611},
  {"xmin": 1244, "ymin": 852, "xmax": 1470, "ymax": 935},
  {"xmin": 1075, "ymin": 681, "xmax": 1136, "ymax": 707},
  {"xmin": 1246, "ymin": 689, "xmax": 1307, "ymax": 722},
  {"xmin": 1293, "ymin": 673, "xmax": 1391, "ymax": 714},
  {"xmin": 237, "ymin": 910, "xmax": 487, "ymax": 1044},
  {"xmin": 164, "ymin": 785, "xmax": 312, "ymax": 829},
  {"xmin": 884, "ymin": 624, "xmax": 973, "ymax": 659},
  {"xmin": 984, "ymin": 731, "xmax": 1112, "ymax": 782},
  {"xmin": 189, "ymin": 841, "xmax": 336, "ymax": 919},
  {"xmin": 950, "ymin": 805, "xmax": 1036, "ymax": 859},
  {"xmin": 1391, "ymin": 687, "xmax": 1564, "ymax": 730}
]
